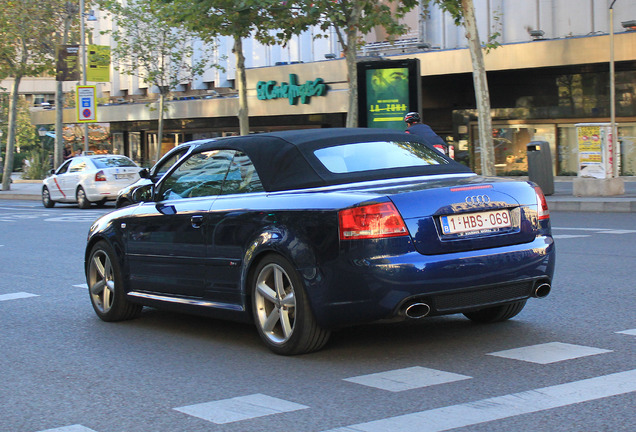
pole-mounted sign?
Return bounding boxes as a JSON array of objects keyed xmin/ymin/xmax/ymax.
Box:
[{"xmin": 76, "ymin": 85, "xmax": 97, "ymax": 123}]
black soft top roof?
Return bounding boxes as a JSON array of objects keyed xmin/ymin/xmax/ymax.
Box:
[{"xmin": 194, "ymin": 128, "xmax": 472, "ymax": 192}]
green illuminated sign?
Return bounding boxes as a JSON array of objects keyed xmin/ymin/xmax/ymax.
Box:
[
  {"xmin": 257, "ymin": 74, "xmax": 327, "ymax": 105},
  {"xmin": 365, "ymin": 67, "xmax": 409, "ymax": 130}
]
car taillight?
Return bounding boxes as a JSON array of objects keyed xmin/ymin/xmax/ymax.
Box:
[
  {"xmin": 339, "ymin": 202, "xmax": 408, "ymax": 240},
  {"xmin": 95, "ymin": 170, "xmax": 107, "ymax": 182},
  {"xmin": 534, "ymin": 185, "xmax": 550, "ymax": 220}
]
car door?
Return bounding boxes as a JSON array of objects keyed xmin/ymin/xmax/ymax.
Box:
[
  {"xmin": 204, "ymin": 151, "xmax": 266, "ymax": 305},
  {"xmin": 48, "ymin": 160, "xmax": 72, "ymax": 201},
  {"xmin": 125, "ymin": 149, "xmax": 235, "ymax": 298},
  {"xmin": 63, "ymin": 157, "xmax": 89, "ymax": 199}
]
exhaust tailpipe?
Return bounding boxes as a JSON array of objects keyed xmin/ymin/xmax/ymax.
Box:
[
  {"xmin": 533, "ymin": 283, "xmax": 551, "ymax": 298},
  {"xmin": 404, "ymin": 302, "xmax": 431, "ymax": 319}
]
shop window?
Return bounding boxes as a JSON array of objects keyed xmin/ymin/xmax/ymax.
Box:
[
  {"xmin": 557, "ymin": 123, "xmax": 636, "ymax": 177},
  {"xmin": 472, "ymin": 125, "xmax": 556, "ymax": 176}
]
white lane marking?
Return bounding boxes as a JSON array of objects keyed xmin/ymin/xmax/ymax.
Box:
[
  {"xmin": 553, "ymin": 227, "xmax": 636, "ymax": 234},
  {"xmin": 0, "ymin": 292, "xmax": 39, "ymax": 302},
  {"xmin": 616, "ymin": 329, "xmax": 636, "ymax": 336},
  {"xmin": 73, "ymin": 283, "xmax": 88, "ymax": 289},
  {"xmin": 344, "ymin": 367, "xmax": 471, "ymax": 392},
  {"xmin": 488, "ymin": 342, "xmax": 612, "ymax": 364},
  {"xmin": 38, "ymin": 426, "xmax": 99, "ymax": 432},
  {"xmin": 552, "ymin": 234, "xmax": 590, "ymax": 239},
  {"xmin": 175, "ymin": 393, "xmax": 309, "ymax": 424},
  {"xmin": 44, "ymin": 216, "xmax": 100, "ymax": 222},
  {"xmin": 0, "ymin": 207, "xmax": 44, "ymax": 211},
  {"xmin": 323, "ymin": 369, "xmax": 636, "ymax": 432},
  {"xmin": 0, "ymin": 210, "xmax": 102, "ymax": 223}
]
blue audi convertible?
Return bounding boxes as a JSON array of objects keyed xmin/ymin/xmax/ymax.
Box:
[{"xmin": 85, "ymin": 128, "xmax": 555, "ymax": 355}]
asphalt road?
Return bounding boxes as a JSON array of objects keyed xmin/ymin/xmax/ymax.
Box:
[{"xmin": 0, "ymin": 201, "xmax": 634, "ymax": 432}]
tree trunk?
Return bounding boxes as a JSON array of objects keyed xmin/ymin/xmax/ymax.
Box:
[
  {"xmin": 343, "ymin": 5, "xmax": 363, "ymax": 128},
  {"xmin": 234, "ymin": 35, "xmax": 249, "ymax": 136},
  {"xmin": 344, "ymin": 28, "xmax": 358, "ymax": 128},
  {"xmin": 54, "ymin": 80, "xmax": 64, "ymax": 169},
  {"xmin": 55, "ymin": 16, "xmax": 72, "ymax": 170},
  {"xmin": 1, "ymin": 77, "xmax": 22, "ymax": 191},
  {"xmin": 461, "ymin": 0, "xmax": 495, "ymax": 176},
  {"xmin": 155, "ymin": 91, "xmax": 166, "ymax": 164}
]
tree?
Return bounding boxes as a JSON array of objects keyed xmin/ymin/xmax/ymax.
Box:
[
  {"xmin": 0, "ymin": 0, "xmax": 64, "ymax": 190},
  {"xmin": 424, "ymin": 0, "xmax": 496, "ymax": 175},
  {"xmin": 302, "ymin": 0, "xmax": 418, "ymax": 128},
  {"xmin": 98, "ymin": 0, "xmax": 220, "ymax": 163},
  {"xmin": 161, "ymin": 0, "xmax": 307, "ymax": 136}
]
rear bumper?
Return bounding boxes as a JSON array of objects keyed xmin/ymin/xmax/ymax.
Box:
[
  {"xmin": 305, "ymin": 235, "xmax": 555, "ymax": 328},
  {"xmin": 84, "ymin": 183, "xmax": 126, "ymax": 201}
]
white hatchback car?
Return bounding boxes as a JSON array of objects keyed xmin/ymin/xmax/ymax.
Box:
[{"xmin": 42, "ymin": 155, "xmax": 142, "ymax": 209}]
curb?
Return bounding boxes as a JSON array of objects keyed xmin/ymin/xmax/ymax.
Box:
[
  {"xmin": 547, "ymin": 199, "xmax": 636, "ymax": 213},
  {"xmin": 0, "ymin": 194, "xmax": 41, "ymax": 201}
]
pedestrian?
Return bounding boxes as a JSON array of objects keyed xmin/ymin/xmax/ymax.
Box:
[
  {"xmin": 63, "ymin": 144, "xmax": 73, "ymax": 160},
  {"xmin": 404, "ymin": 112, "xmax": 449, "ymax": 155}
]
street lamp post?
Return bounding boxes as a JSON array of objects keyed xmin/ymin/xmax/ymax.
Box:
[
  {"xmin": 80, "ymin": 0, "xmax": 89, "ymax": 153},
  {"xmin": 609, "ymin": 0, "xmax": 618, "ymax": 178}
]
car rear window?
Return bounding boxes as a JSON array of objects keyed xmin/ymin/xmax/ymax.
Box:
[
  {"xmin": 92, "ymin": 156, "xmax": 137, "ymax": 168},
  {"xmin": 314, "ymin": 140, "xmax": 449, "ymax": 174}
]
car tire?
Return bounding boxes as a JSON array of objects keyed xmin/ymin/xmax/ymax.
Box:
[
  {"xmin": 77, "ymin": 186, "xmax": 91, "ymax": 209},
  {"xmin": 463, "ymin": 300, "xmax": 527, "ymax": 323},
  {"xmin": 42, "ymin": 186, "xmax": 55, "ymax": 208},
  {"xmin": 251, "ymin": 254, "xmax": 330, "ymax": 355},
  {"xmin": 86, "ymin": 240, "xmax": 142, "ymax": 322}
]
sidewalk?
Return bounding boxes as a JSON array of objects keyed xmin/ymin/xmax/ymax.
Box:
[{"xmin": 1, "ymin": 173, "xmax": 635, "ymax": 212}]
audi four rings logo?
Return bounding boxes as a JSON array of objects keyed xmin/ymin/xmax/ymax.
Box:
[{"xmin": 465, "ymin": 195, "xmax": 491, "ymax": 205}]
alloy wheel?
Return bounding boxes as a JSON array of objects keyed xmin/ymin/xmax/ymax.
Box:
[
  {"xmin": 77, "ymin": 187, "xmax": 90, "ymax": 209},
  {"xmin": 254, "ymin": 263, "xmax": 297, "ymax": 344},
  {"xmin": 88, "ymin": 249, "xmax": 115, "ymax": 314}
]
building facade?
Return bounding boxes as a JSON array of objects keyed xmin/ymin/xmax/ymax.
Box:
[{"xmin": 24, "ymin": 0, "xmax": 636, "ymax": 176}]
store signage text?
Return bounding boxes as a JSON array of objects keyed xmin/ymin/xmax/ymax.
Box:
[{"xmin": 257, "ymin": 74, "xmax": 327, "ymax": 105}]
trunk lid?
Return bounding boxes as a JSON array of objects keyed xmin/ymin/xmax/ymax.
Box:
[{"xmin": 378, "ymin": 176, "xmax": 541, "ymax": 255}]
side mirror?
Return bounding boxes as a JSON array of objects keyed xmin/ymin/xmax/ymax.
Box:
[
  {"xmin": 131, "ymin": 184, "xmax": 154, "ymax": 204},
  {"xmin": 138, "ymin": 168, "xmax": 150, "ymax": 179}
]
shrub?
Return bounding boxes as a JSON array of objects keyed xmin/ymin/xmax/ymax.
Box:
[{"xmin": 22, "ymin": 149, "xmax": 52, "ymax": 180}]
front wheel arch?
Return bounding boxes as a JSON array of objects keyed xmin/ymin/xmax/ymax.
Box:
[{"xmin": 86, "ymin": 240, "xmax": 142, "ymax": 321}]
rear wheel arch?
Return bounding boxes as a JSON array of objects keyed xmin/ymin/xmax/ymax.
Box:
[
  {"xmin": 76, "ymin": 185, "xmax": 91, "ymax": 208},
  {"xmin": 248, "ymin": 252, "xmax": 330, "ymax": 355},
  {"xmin": 241, "ymin": 232, "xmax": 318, "ymax": 303}
]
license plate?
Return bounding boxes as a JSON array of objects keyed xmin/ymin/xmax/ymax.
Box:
[
  {"xmin": 441, "ymin": 209, "xmax": 511, "ymax": 235},
  {"xmin": 115, "ymin": 174, "xmax": 131, "ymax": 180}
]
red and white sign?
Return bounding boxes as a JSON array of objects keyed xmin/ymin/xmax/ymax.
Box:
[{"xmin": 76, "ymin": 85, "xmax": 97, "ymax": 123}]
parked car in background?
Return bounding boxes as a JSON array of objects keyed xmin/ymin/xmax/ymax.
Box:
[
  {"xmin": 116, "ymin": 141, "xmax": 202, "ymax": 208},
  {"xmin": 85, "ymin": 128, "xmax": 555, "ymax": 355},
  {"xmin": 43, "ymin": 154, "xmax": 141, "ymax": 209}
]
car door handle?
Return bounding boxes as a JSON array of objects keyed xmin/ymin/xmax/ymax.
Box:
[{"xmin": 191, "ymin": 215, "xmax": 204, "ymax": 228}]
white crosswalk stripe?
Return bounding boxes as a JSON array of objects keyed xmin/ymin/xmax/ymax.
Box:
[
  {"xmin": 616, "ymin": 328, "xmax": 636, "ymax": 336},
  {"xmin": 174, "ymin": 393, "xmax": 309, "ymax": 424},
  {"xmin": 0, "ymin": 292, "xmax": 39, "ymax": 302},
  {"xmin": 344, "ymin": 366, "xmax": 471, "ymax": 392},
  {"xmin": 38, "ymin": 425, "xmax": 98, "ymax": 432},
  {"xmin": 487, "ymin": 342, "xmax": 612, "ymax": 364},
  {"xmin": 323, "ymin": 369, "xmax": 636, "ymax": 432}
]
